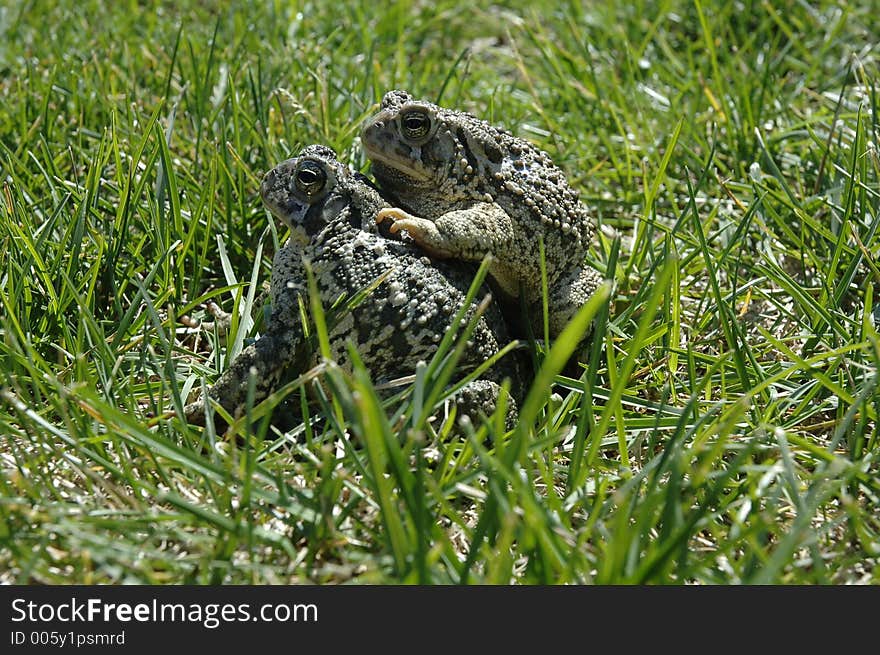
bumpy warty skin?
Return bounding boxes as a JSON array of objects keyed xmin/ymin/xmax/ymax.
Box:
[
  {"xmin": 184, "ymin": 144, "xmax": 525, "ymax": 427},
  {"xmin": 361, "ymin": 89, "xmax": 603, "ymax": 336}
]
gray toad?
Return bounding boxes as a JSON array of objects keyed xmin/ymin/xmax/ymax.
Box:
[
  {"xmin": 184, "ymin": 145, "xmax": 525, "ymax": 427},
  {"xmin": 361, "ymin": 90, "xmax": 603, "ymax": 337}
]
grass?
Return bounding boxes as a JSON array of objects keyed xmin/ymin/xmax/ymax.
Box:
[{"xmin": 1, "ymin": 0, "xmax": 879, "ymax": 584}]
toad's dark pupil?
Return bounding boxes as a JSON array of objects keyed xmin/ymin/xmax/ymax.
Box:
[
  {"xmin": 298, "ymin": 169, "xmax": 319, "ymax": 185},
  {"xmin": 295, "ymin": 164, "xmax": 326, "ymax": 194},
  {"xmin": 402, "ymin": 112, "xmax": 429, "ymax": 137}
]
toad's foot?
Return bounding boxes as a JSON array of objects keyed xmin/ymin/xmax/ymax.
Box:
[
  {"xmin": 180, "ymin": 301, "xmax": 233, "ymax": 333},
  {"xmin": 200, "ymin": 301, "xmax": 234, "ymax": 331},
  {"xmin": 376, "ymin": 208, "xmax": 454, "ymax": 259}
]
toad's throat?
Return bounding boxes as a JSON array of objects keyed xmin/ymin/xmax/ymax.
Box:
[{"xmin": 364, "ymin": 147, "xmax": 433, "ymax": 185}]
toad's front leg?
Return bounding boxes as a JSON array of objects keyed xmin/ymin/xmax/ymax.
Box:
[
  {"xmin": 377, "ymin": 207, "xmax": 455, "ymax": 259},
  {"xmin": 182, "ymin": 325, "xmax": 302, "ymax": 426},
  {"xmin": 377, "ymin": 202, "xmax": 514, "ymax": 263}
]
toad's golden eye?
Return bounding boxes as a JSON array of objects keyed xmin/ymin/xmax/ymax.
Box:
[
  {"xmin": 399, "ymin": 107, "xmax": 432, "ymax": 141},
  {"xmin": 294, "ymin": 160, "xmax": 326, "ymax": 196}
]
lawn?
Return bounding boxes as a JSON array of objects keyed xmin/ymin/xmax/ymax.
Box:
[{"xmin": 1, "ymin": 0, "xmax": 878, "ymax": 584}]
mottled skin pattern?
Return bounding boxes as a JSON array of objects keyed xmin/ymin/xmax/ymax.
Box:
[
  {"xmin": 361, "ymin": 90, "xmax": 603, "ymax": 336},
  {"xmin": 184, "ymin": 145, "xmax": 524, "ymax": 427}
]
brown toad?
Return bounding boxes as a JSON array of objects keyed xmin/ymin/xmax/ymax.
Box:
[
  {"xmin": 184, "ymin": 145, "xmax": 526, "ymax": 427},
  {"xmin": 361, "ymin": 90, "xmax": 603, "ymax": 337}
]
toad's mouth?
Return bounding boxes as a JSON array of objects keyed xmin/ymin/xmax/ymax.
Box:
[{"xmin": 363, "ymin": 146, "xmax": 432, "ymax": 185}]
